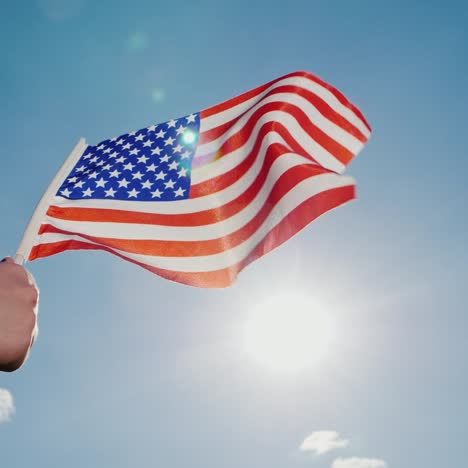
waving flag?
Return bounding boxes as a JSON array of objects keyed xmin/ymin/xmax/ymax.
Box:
[{"xmin": 17, "ymin": 71, "xmax": 371, "ymax": 287}]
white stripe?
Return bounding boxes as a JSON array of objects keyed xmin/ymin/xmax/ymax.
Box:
[
  {"xmin": 194, "ymin": 110, "xmax": 346, "ymax": 179},
  {"xmin": 36, "ymin": 174, "xmax": 354, "ymax": 272},
  {"xmin": 202, "ymin": 74, "xmax": 371, "ymax": 139},
  {"xmin": 49, "ymin": 131, "xmax": 328, "ymax": 215},
  {"xmin": 45, "ymin": 168, "xmax": 352, "ymax": 241},
  {"xmin": 198, "ymin": 91, "xmax": 364, "ymax": 157}
]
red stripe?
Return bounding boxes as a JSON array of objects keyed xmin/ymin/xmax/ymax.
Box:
[
  {"xmin": 192, "ymin": 122, "xmax": 312, "ymax": 198},
  {"xmin": 191, "ymin": 115, "xmax": 340, "ymax": 199},
  {"xmin": 200, "ymin": 84, "xmax": 368, "ymax": 146},
  {"xmin": 30, "ymin": 184, "xmax": 355, "ymax": 287},
  {"xmin": 40, "ymin": 167, "xmax": 351, "ymax": 257},
  {"xmin": 200, "ymin": 70, "xmax": 371, "ymax": 133},
  {"xmin": 200, "ymin": 71, "xmax": 305, "ymax": 119},
  {"xmin": 46, "ymin": 143, "xmax": 329, "ymax": 226},
  {"xmin": 201, "ymin": 101, "xmax": 355, "ymax": 170},
  {"xmin": 307, "ymin": 72, "xmax": 372, "ymax": 133}
]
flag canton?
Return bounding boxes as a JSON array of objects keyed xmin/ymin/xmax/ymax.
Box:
[{"xmin": 57, "ymin": 113, "xmax": 200, "ymax": 201}]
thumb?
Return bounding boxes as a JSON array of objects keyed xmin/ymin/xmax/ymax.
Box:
[{"xmin": 1, "ymin": 257, "xmax": 14, "ymax": 264}]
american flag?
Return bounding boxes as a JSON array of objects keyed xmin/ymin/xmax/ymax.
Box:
[{"xmin": 24, "ymin": 71, "xmax": 371, "ymax": 287}]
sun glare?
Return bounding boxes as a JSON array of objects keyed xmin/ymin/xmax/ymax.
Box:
[{"xmin": 244, "ymin": 292, "xmax": 336, "ymax": 372}]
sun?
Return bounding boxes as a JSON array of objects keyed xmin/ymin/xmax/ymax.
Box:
[{"xmin": 244, "ymin": 292, "xmax": 336, "ymax": 372}]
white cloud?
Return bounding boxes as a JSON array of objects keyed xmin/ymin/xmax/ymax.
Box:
[
  {"xmin": 300, "ymin": 431, "xmax": 349, "ymax": 455},
  {"xmin": 0, "ymin": 388, "xmax": 15, "ymax": 423},
  {"xmin": 332, "ymin": 457, "xmax": 387, "ymax": 468}
]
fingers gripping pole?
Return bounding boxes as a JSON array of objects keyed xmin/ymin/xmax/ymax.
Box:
[{"xmin": 15, "ymin": 139, "xmax": 88, "ymax": 265}]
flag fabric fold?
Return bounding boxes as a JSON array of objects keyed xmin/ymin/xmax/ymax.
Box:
[{"xmin": 25, "ymin": 71, "xmax": 371, "ymax": 288}]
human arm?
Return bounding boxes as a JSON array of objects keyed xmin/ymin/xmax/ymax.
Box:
[{"xmin": 0, "ymin": 257, "xmax": 38, "ymax": 372}]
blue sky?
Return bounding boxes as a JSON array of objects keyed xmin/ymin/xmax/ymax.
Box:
[{"xmin": 1, "ymin": 1, "xmax": 467, "ymax": 467}]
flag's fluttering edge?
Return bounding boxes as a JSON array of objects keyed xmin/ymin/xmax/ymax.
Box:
[{"xmin": 20, "ymin": 71, "xmax": 371, "ymax": 287}]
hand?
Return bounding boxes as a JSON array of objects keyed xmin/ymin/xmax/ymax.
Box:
[{"xmin": 0, "ymin": 257, "xmax": 39, "ymax": 372}]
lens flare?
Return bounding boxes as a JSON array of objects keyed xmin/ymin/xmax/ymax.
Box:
[
  {"xmin": 182, "ymin": 130, "xmax": 196, "ymax": 144},
  {"xmin": 126, "ymin": 32, "xmax": 148, "ymax": 51},
  {"xmin": 151, "ymin": 88, "xmax": 166, "ymax": 103}
]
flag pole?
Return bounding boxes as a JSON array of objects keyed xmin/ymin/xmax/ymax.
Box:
[{"xmin": 15, "ymin": 138, "xmax": 88, "ymax": 265}]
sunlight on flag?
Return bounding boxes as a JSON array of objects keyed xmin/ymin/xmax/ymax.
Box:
[{"xmin": 17, "ymin": 71, "xmax": 372, "ymax": 288}]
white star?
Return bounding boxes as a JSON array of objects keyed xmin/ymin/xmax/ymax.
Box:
[
  {"xmin": 129, "ymin": 148, "xmax": 140, "ymax": 155},
  {"xmin": 97, "ymin": 144, "xmax": 105, "ymax": 150},
  {"xmin": 95, "ymin": 177, "xmax": 107, "ymax": 188},
  {"xmin": 167, "ymin": 119, "xmax": 177, "ymax": 128},
  {"xmin": 151, "ymin": 146, "xmax": 162, "ymax": 156},
  {"xmin": 61, "ymin": 188, "xmax": 72, "ymax": 197},
  {"xmin": 186, "ymin": 113, "xmax": 196, "ymax": 123},
  {"xmin": 74, "ymin": 180, "xmax": 85, "ymax": 188},
  {"xmin": 141, "ymin": 179, "xmax": 154, "ymax": 189},
  {"xmin": 137, "ymin": 155, "xmax": 149, "ymax": 164},
  {"xmin": 109, "ymin": 151, "xmax": 119, "ymax": 158},
  {"xmin": 110, "ymin": 137, "xmax": 117, "ymax": 142},
  {"xmin": 90, "ymin": 156, "xmax": 98, "ymax": 163},
  {"xmin": 177, "ymin": 167, "xmax": 188, "ymax": 178},
  {"xmin": 118, "ymin": 178, "xmax": 130, "ymax": 188},
  {"xmin": 103, "ymin": 147, "xmax": 111, "ymax": 154},
  {"xmin": 143, "ymin": 139, "xmax": 152, "ymax": 147},
  {"xmin": 181, "ymin": 150, "xmax": 191, "ymax": 160},
  {"xmin": 168, "ymin": 161, "xmax": 179, "ymax": 170},
  {"xmin": 174, "ymin": 187, "xmax": 186, "ymax": 197},
  {"xmin": 122, "ymin": 142, "xmax": 132, "ymax": 150},
  {"xmin": 127, "ymin": 188, "xmax": 140, "ymax": 198},
  {"xmin": 102, "ymin": 163, "xmax": 112, "ymax": 171},
  {"xmin": 155, "ymin": 170, "xmax": 167, "ymax": 180},
  {"xmin": 123, "ymin": 162, "xmax": 135, "ymax": 171},
  {"xmin": 164, "ymin": 136, "xmax": 175, "ymax": 146},
  {"xmin": 151, "ymin": 188, "xmax": 163, "ymax": 198},
  {"xmin": 116, "ymin": 155, "xmax": 126, "ymax": 164},
  {"xmin": 83, "ymin": 153, "xmax": 91, "ymax": 160},
  {"xmin": 129, "ymin": 130, "xmax": 137, "ymax": 136},
  {"xmin": 96, "ymin": 160, "xmax": 105, "ymax": 167},
  {"xmin": 135, "ymin": 134, "xmax": 144, "ymax": 141},
  {"xmin": 68, "ymin": 176, "xmax": 78, "ymax": 183},
  {"xmin": 76, "ymin": 165, "xmax": 86, "ymax": 172},
  {"xmin": 147, "ymin": 124, "xmax": 157, "ymax": 132},
  {"xmin": 173, "ymin": 144, "xmax": 183, "ymax": 153},
  {"xmin": 109, "ymin": 169, "xmax": 121, "ymax": 178},
  {"xmin": 160, "ymin": 154, "xmax": 170, "ymax": 163},
  {"xmin": 156, "ymin": 129, "xmax": 166, "ymax": 138},
  {"xmin": 164, "ymin": 179, "xmax": 176, "ymax": 189},
  {"xmin": 104, "ymin": 187, "xmax": 117, "ymax": 197},
  {"xmin": 146, "ymin": 163, "xmax": 157, "ymax": 172},
  {"xmin": 88, "ymin": 171, "xmax": 99, "ymax": 179},
  {"xmin": 116, "ymin": 139, "xmax": 125, "ymax": 146},
  {"xmin": 176, "ymin": 124, "xmax": 186, "ymax": 135},
  {"xmin": 132, "ymin": 171, "xmax": 144, "ymax": 180},
  {"xmin": 82, "ymin": 188, "xmax": 94, "ymax": 197}
]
